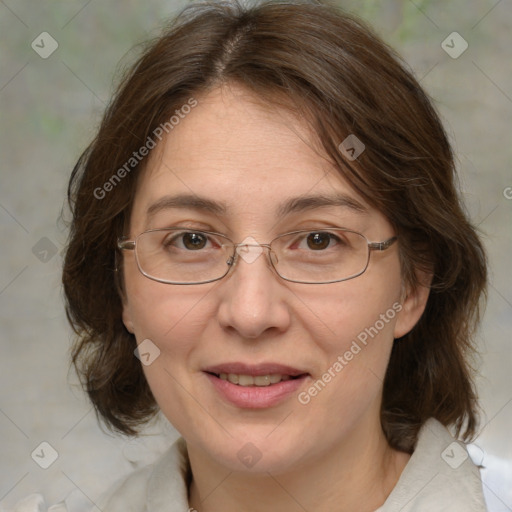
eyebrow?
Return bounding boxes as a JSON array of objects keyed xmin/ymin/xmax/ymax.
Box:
[
  {"xmin": 277, "ymin": 193, "xmax": 367, "ymax": 216},
  {"xmin": 146, "ymin": 194, "xmax": 227, "ymax": 219},
  {"xmin": 145, "ymin": 192, "xmax": 367, "ymax": 222}
]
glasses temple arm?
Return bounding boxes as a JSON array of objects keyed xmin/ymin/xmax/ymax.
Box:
[
  {"xmin": 368, "ymin": 236, "xmax": 398, "ymax": 252},
  {"xmin": 117, "ymin": 239, "xmax": 135, "ymax": 250}
]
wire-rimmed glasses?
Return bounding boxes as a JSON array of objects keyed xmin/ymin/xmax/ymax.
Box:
[{"xmin": 117, "ymin": 227, "xmax": 397, "ymax": 285}]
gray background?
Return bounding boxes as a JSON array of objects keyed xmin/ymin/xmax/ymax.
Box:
[{"xmin": 0, "ymin": 0, "xmax": 511, "ymax": 510}]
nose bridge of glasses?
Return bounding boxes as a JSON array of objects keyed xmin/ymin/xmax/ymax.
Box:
[
  {"xmin": 230, "ymin": 239, "xmax": 277, "ymax": 268},
  {"xmin": 235, "ymin": 242, "xmax": 272, "ymax": 250}
]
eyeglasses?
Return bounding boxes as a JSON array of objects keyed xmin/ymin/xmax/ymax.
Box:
[{"xmin": 117, "ymin": 227, "xmax": 397, "ymax": 285}]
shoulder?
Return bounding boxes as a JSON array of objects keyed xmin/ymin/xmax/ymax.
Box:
[
  {"xmin": 378, "ymin": 418, "xmax": 488, "ymax": 512},
  {"xmin": 97, "ymin": 436, "xmax": 190, "ymax": 512},
  {"xmin": 1, "ymin": 491, "xmax": 85, "ymax": 512},
  {"xmin": 3, "ymin": 437, "xmax": 190, "ymax": 512},
  {"xmin": 3, "ymin": 471, "xmax": 154, "ymax": 512}
]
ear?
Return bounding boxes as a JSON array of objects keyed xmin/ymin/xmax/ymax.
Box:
[
  {"xmin": 122, "ymin": 300, "xmax": 135, "ymax": 334},
  {"xmin": 393, "ymin": 270, "xmax": 432, "ymax": 339}
]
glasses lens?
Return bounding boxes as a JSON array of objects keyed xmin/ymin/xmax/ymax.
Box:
[
  {"xmin": 135, "ymin": 229, "xmax": 233, "ymax": 284},
  {"xmin": 271, "ymin": 229, "xmax": 369, "ymax": 283}
]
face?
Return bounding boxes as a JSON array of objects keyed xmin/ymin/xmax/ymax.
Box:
[{"xmin": 122, "ymin": 84, "xmax": 427, "ymax": 474}]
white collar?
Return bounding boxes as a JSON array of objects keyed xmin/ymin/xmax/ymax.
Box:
[{"xmin": 102, "ymin": 418, "xmax": 486, "ymax": 511}]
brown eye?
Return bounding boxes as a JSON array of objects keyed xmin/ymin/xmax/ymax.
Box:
[
  {"xmin": 306, "ymin": 232, "xmax": 332, "ymax": 250},
  {"xmin": 182, "ymin": 232, "xmax": 207, "ymax": 250}
]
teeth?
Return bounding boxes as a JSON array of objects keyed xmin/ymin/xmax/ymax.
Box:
[
  {"xmin": 269, "ymin": 374, "xmax": 283, "ymax": 384},
  {"xmin": 254, "ymin": 375, "xmax": 271, "ymax": 386},
  {"xmin": 217, "ymin": 373, "xmax": 293, "ymax": 386},
  {"xmin": 238, "ymin": 374, "xmax": 254, "ymax": 386}
]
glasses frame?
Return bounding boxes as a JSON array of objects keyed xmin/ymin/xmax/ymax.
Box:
[{"xmin": 117, "ymin": 227, "xmax": 398, "ymax": 285}]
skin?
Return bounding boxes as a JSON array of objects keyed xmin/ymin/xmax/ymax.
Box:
[{"xmin": 121, "ymin": 83, "xmax": 431, "ymax": 512}]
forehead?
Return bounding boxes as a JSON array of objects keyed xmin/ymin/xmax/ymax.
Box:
[{"xmin": 130, "ymin": 84, "xmax": 374, "ymax": 231}]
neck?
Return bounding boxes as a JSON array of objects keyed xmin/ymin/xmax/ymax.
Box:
[{"xmin": 187, "ymin": 416, "xmax": 410, "ymax": 512}]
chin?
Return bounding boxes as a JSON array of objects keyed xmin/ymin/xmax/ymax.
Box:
[{"xmin": 188, "ymin": 423, "xmax": 316, "ymax": 475}]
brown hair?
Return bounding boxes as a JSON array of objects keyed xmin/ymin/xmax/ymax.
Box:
[{"xmin": 63, "ymin": 0, "xmax": 487, "ymax": 451}]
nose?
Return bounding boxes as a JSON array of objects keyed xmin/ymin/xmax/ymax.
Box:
[{"xmin": 216, "ymin": 243, "xmax": 291, "ymax": 339}]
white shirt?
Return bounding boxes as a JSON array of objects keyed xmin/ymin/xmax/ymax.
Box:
[{"xmin": 6, "ymin": 418, "xmax": 488, "ymax": 511}]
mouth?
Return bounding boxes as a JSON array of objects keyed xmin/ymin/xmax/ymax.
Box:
[
  {"xmin": 202, "ymin": 362, "xmax": 310, "ymax": 408},
  {"xmin": 205, "ymin": 372, "xmax": 306, "ymax": 387}
]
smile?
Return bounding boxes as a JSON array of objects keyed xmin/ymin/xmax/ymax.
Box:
[
  {"xmin": 215, "ymin": 372, "xmax": 299, "ymax": 386},
  {"xmin": 203, "ymin": 367, "xmax": 310, "ymax": 408}
]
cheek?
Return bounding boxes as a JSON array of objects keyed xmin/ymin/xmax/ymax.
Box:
[
  {"xmin": 288, "ymin": 296, "xmax": 399, "ymax": 452},
  {"xmin": 124, "ymin": 267, "xmax": 218, "ymax": 385},
  {"xmin": 309, "ymin": 292, "xmax": 400, "ymax": 397},
  {"xmin": 125, "ymin": 275, "xmax": 219, "ymax": 432},
  {"xmin": 303, "ymin": 272, "xmax": 402, "ymax": 362},
  {"xmin": 125, "ymin": 261, "xmax": 212, "ymax": 338},
  {"xmin": 297, "ymin": 262, "xmax": 403, "ymax": 408},
  {"xmin": 329, "ymin": 292, "xmax": 401, "ymax": 354}
]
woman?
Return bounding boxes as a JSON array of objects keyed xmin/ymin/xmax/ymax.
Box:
[{"xmin": 14, "ymin": 0, "xmax": 489, "ymax": 510}]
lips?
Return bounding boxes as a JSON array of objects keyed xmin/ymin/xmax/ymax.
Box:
[{"xmin": 203, "ymin": 362, "xmax": 310, "ymax": 408}]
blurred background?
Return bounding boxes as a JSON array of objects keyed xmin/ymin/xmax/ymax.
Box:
[{"xmin": 0, "ymin": 0, "xmax": 511, "ymax": 510}]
